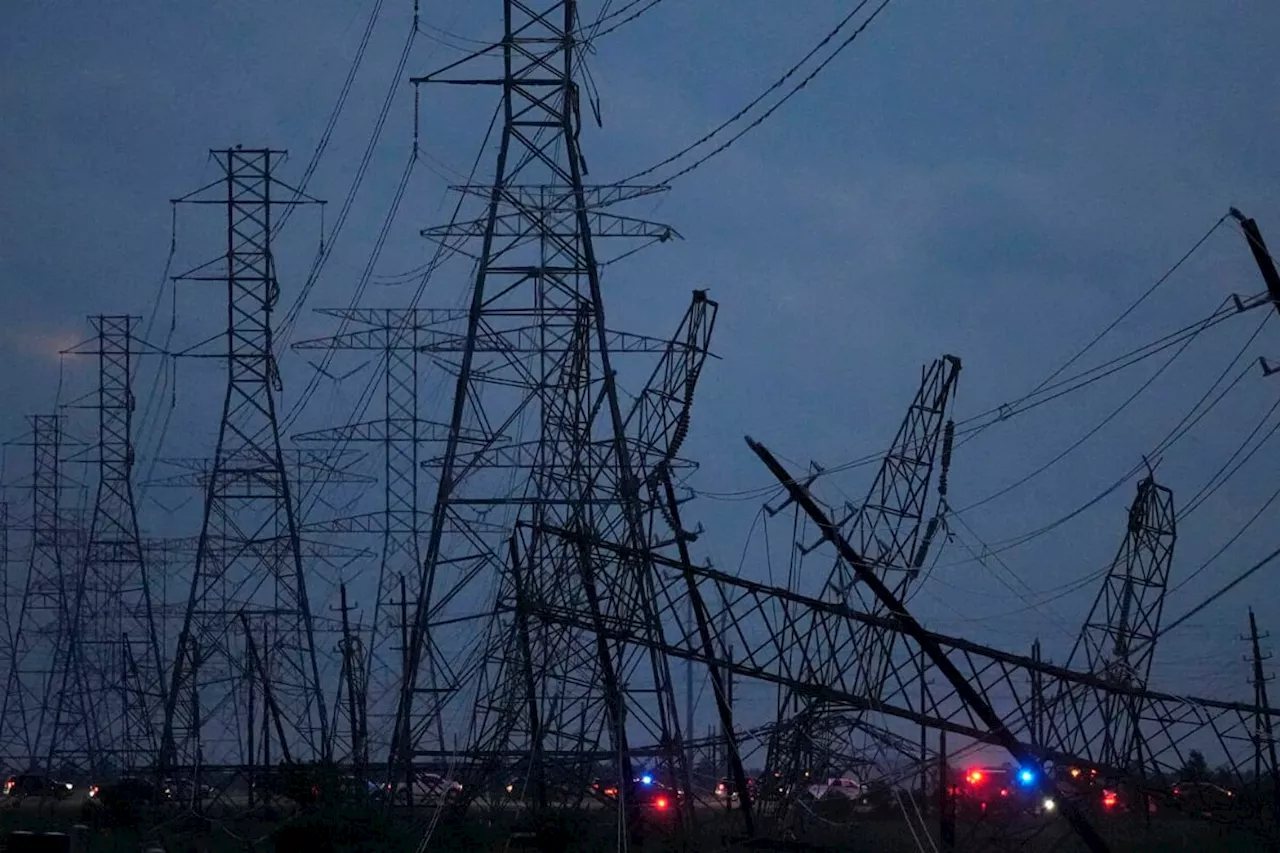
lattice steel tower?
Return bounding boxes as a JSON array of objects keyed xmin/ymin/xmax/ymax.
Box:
[
  {"xmin": 0, "ymin": 415, "xmax": 88, "ymax": 771},
  {"xmin": 51, "ymin": 316, "xmax": 168, "ymax": 772},
  {"xmin": 292, "ymin": 309, "xmax": 443, "ymax": 766},
  {"xmin": 764, "ymin": 356, "xmax": 959, "ymax": 813},
  {"xmin": 160, "ymin": 149, "xmax": 329, "ymax": 769},
  {"xmin": 391, "ymin": 0, "xmax": 694, "ymax": 826},
  {"xmin": 1058, "ymin": 475, "xmax": 1176, "ymax": 768}
]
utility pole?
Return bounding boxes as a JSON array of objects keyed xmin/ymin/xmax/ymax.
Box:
[
  {"xmin": 160, "ymin": 148, "xmax": 329, "ymax": 770},
  {"xmin": 918, "ymin": 646, "xmax": 927, "ymax": 799},
  {"xmin": 1031, "ymin": 639, "xmax": 1043, "ymax": 750},
  {"xmin": 335, "ymin": 584, "xmax": 366, "ymax": 775},
  {"xmin": 939, "ymin": 729, "xmax": 953, "ymax": 853},
  {"xmin": 1230, "ymin": 209, "xmax": 1280, "ymax": 314},
  {"xmin": 1246, "ymin": 608, "xmax": 1280, "ymax": 824}
]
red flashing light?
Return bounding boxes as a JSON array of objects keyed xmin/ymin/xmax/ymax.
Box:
[
  {"xmin": 655, "ymin": 797, "xmax": 668, "ymax": 809},
  {"xmin": 966, "ymin": 770, "xmax": 984, "ymax": 784},
  {"xmin": 999, "ymin": 788, "xmax": 1008, "ymax": 797},
  {"xmin": 1102, "ymin": 790, "xmax": 1118, "ymax": 809}
]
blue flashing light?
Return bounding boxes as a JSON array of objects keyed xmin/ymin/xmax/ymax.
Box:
[
  {"xmin": 640, "ymin": 775, "xmax": 653, "ymax": 785},
  {"xmin": 1018, "ymin": 769, "xmax": 1036, "ymax": 786}
]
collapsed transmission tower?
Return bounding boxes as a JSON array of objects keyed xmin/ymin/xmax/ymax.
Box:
[
  {"xmin": 55, "ymin": 316, "xmax": 168, "ymax": 772},
  {"xmin": 0, "ymin": 415, "xmax": 87, "ymax": 771},
  {"xmin": 160, "ymin": 149, "xmax": 329, "ymax": 770},
  {"xmin": 764, "ymin": 356, "xmax": 959, "ymax": 809},
  {"xmin": 391, "ymin": 0, "xmax": 700, "ymax": 830},
  {"xmin": 1053, "ymin": 475, "xmax": 1176, "ymax": 769}
]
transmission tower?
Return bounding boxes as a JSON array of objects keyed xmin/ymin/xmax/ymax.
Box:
[
  {"xmin": 763, "ymin": 356, "xmax": 960, "ymax": 812},
  {"xmin": 0, "ymin": 415, "xmax": 92, "ymax": 771},
  {"xmin": 52, "ymin": 315, "xmax": 169, "ymax": 772},
  {"xmin": 292, "ymin": 308, "xmax": 449, "ymax": 764},
  {"xmin": 159, "ymin": 148, "xmax": 329, "ymax": 771},
  {"xmin": 458, "ymin": 291, "xmax": 718, "ymax": 817},
  {"xmin": 391, "ymin": 0, "xmax": 692, "ymax": 832},
  {"xmin": 1057, "ymin": 474, "xmax": 1176, "ymax": 768}
]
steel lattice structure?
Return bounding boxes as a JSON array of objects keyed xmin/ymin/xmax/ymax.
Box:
[
  {"xmin": 291, "ymin": 309, "xmax": 447, "ymax": 767},
  {"xmin": 519, "ymin": 439, "xmax": 1280, "ymax": 851},
  {"xmin": 160, "ymin": 149, "xmax": 329, "ymax": 771},
  {"xmin": 0, "ymin": 415, "xmax": 91, "ymax": 772},
  {"xmin": 1055, "ymin": 475, "xmax": 1176, "ymax": 771},
  {"xmin": 53, "ymin": 316, "xmax": 169, "ymax": 772},
  {"xmin": 764, "ymin": 356, "xmax": 959, "ymax": 810},
  {"xmin": 390, "ymin": 3, "xmax": 701, "ymax": 836}
]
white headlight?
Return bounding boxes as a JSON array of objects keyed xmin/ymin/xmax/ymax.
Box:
[
  {"xmin": 64, "ymin": 783, "xmax": 73, "ymax": 790},
  {"xmin": 1042, "ymin": 798, "xmax": 1056, "ymax": 812}
]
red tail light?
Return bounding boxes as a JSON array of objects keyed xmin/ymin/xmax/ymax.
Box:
[
  {"xmin": 655, "ymin": 797, "xmax": 668, "ymax": 809},
  {"xmin": 1103, "ymin": 791, "xmax": 1118, "ymax": 808},
  {"xmin": 89, "ymin": 785, "xmax": 100, "ymax": 798}
]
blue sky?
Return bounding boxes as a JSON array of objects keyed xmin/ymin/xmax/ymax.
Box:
[{"xmin": 2, "ymin": 0, "xmax": 1280, "ymax": 751}]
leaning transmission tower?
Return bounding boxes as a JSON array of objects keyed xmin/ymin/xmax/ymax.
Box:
[
  {"xmin": 160, "ymin": 149, "xmax": 329, "ymax": 772},
  {"xmin": 390, "ymin": 0, "xmax": 699, "ymax": 828}
]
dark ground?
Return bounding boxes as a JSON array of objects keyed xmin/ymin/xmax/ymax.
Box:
[{"xmin": 0, "ymin": 799, "xmax": 1274, "ymax": 852}]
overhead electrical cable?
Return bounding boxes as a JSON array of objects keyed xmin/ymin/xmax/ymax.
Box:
[
  {"xmin": 1167, "ymin": 478, "xmax": 1280, "ymax": 599},
  {"xmin": 934, "ymin": 294, "xmax": 1226, "ymax": 514},
  {"xmin": 274, "ymin": 0, "xmax": 387, "ymax": 237},
  {"xmin": 621, "ymin": 0, "xmax": 892, "ymax": 184},
  {"xmin": 695, "ymin": 293, "xmax": 1256, "ymax": 502},
  {"xmin": 1020, "ymin": 215, "xmax": 1228, "ymax": 400},
  {"xmin": 937, "ymin": 309, "xmax": 1267, "ymax": 561},
  {"xmin": 1158, "ymin": 543, "xmax": 1280, "ymax": 641},
  {"xmin": 277, "ymin": 19, "xmax": 419, "ymax": 347},
  {"xmin": 586, "ymin": 0, "xmax": 668, "ymax": 41},
  {"xmin": 1178, "ymin": 395, "xmax": 1280, "ymax": 521},
  {"xmin": 291, "ymin": 101, "xmax": 502, "ymax": 515}
]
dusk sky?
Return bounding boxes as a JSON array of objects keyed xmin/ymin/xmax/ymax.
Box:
[{"xmin": 2, "ymin": 0, "xmax": 1280, "ymax": 750}]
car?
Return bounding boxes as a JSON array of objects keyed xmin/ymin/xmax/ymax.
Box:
[
  {"xmin": 1170, "ymin": 781, "xmax": 1238, "ymax": 817},
  {"xmin": 806, "ymin": 777, "xmax": 873, "ymax": 813},
  {"xmin": 632, "ymin": 780, "xmax": 680, "ymax": 815},
  {"xmin": 384, "ymin": 771, "xmax": 462, "ymax": 804},
  {"xmin": 162, "ymin": 778, "xmax": 213, "ymax": 801},
  {"xmin": 82, "ymin": 777, "xmax": 163, "ymax": 827},
  {"xmin": 714, "ymin": 776, "xmax": 758, "ymax": 803},
  {"xmin": 954, "ymin": 766, "xmax": 1043, "ymax": 817},
  {"xmin": 3, "ymin": 774, "xmax": 74, "ymax": 799}
]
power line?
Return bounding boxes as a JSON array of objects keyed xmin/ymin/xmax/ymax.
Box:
[
  {"xmin": 1023, "ymin": 215, "xmax": 1228, "ymax": 400},
  {"xmin": 695, "ymin": 290, "xmax": 1255, "ymax": 502},
  {"xmin": 947, "ymin": 296, "xmax": 1221, "ymax": 514},
  {"xmin": 622, "ymin": 0, "xmax": 893, "ymax": 184},
  {"xmin": 587, "ymin": 0, "xmax": 668, "ymax": 41},
  {"xmin": 1167, "ymin": 478, "xmax": 1280, "ymax": 599},
  {"xmin": 277, "ymin": 18, "xmax": 419, "ymax": 346},
  {"xmin": 1159, "ymin": 543, "xmax": 1280, "ymax": 640}
]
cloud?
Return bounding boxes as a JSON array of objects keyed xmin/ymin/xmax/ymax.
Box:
[{"xmin": 1, "ymin": 325, "xmax": 85, "ymax": 363}]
